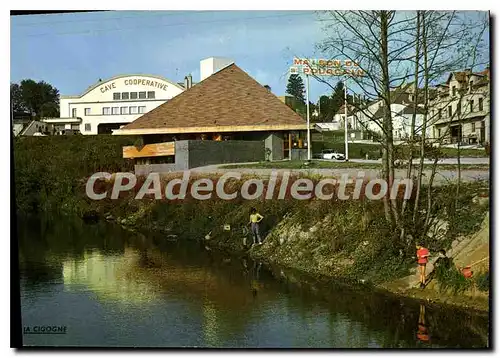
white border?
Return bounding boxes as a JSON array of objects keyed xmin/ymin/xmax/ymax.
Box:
[{"xmin": 4, "ymin": 4, "xmax": 496, "ymax": 357}]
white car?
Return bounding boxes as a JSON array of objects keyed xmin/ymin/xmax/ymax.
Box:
[{"xmin": 321, "ymin": 149, "xmax": 346, "ymax": 160}]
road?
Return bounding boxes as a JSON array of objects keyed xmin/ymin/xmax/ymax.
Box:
[{"xmin": 191, "ymin": 160, "xmax": 489, "ymax": 186}]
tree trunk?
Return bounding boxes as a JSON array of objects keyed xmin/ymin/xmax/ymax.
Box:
[
  {"xmin": 379, "ymin": 11, "xmax": 398, "ymax": 227},
  {"xmin": 381, "ymin": 11, "xmax": 400, "ymax": 228},
  {"xmin": 413, "ymin": 12, "xmax": 429, "ymax": 225},
  {"xmin": 401, "ymin": 11, "xmax": 421, "ymax": 219},
  {"xmin": 456, "ymin": 128, "xmax": 462, "ymax": 207},
  {"xmin": 423, "ymin": 155, "xmax": 439, "ymax": 236}
]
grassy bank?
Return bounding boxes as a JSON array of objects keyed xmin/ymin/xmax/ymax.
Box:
[
  {"xmin": 102, "ymin": 174, "xmax": 488, "ymax": 294},
  {"xmin": 14, "ymin": 135, "xmax": 136, "ymax": 214}
]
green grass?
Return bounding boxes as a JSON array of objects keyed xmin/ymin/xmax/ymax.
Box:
[
  {"xmin": 223, "ymin": 160, "xmax": 381, "ymax": 170},
  {"xmin": 439, "ymin": 147, "xmax": 489, "ymax": 158},
  {"xmin": 14, "ymin": 135, "xmax": 137, "ymax": 214},
  {"xmin": 311, "ymin": 141, "xmax": 489, "ymax": 159}
]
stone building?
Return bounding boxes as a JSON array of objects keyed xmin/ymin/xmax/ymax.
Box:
[{"xmin": 430, "ymin": 68, "xmax": 490, "ymax": 145}]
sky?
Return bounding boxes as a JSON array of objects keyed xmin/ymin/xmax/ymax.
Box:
[
  {"xmin": 10, "ymin": 11, "xmax": 490, "ymax": 103},
  {"xmin": 10, "ymin": 10, "xmax": 336, "ymax": 101}
]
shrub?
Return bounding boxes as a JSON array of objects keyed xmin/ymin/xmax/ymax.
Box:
[
  {"xmin": 475, "ymin": 271, "xmax": 489, "ymax": 292},
  {"xmin": 435, "ymin": 266, "xmax": 473, "ymax": 294}
]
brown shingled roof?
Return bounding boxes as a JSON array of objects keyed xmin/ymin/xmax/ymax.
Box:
[{"xmin": 119, "ymin": 64, "xmax": 306, "ymax": 134}]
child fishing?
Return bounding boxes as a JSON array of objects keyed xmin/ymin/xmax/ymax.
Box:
[
  {"xmin": 416, "ymin": 243, "xmax": 429, "ymax": 289},
  {"xmin": 248, "ymin": 207, "xmax": 264, "ymax": 246}
]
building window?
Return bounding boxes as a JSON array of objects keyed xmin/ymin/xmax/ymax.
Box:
[
  {"xmin": 479, "ymin": 97, "xmax": 484, "ymax": 111},
  {"xmin": 138, "ymin": 106, "xmax": 146, "ymax": 114},
  {"xmin": 448, "ymin": 106, "xmax": 452, "ymax": 118},
  {"xmin": 470, "ymin": 80, "xmax": 474, "ymax": 91},
  {"xmin": 470, "ymin": 100, "xmax": 474, "ymax": 112},
  {"xmin": 112, "ymin": 107, "xmax": 119, "ymax": 115},
  {"xmin": 72, "ymin": 108, "xmax": 77, "ymax": 117},
  {"xmin": 438, "ymin": 128, "xmax": 441, "ymax": 137},
  {"xmin": 130, "ymin": 92, "xmax": 138, "ymax": 100},
  {"xmin": 121, "ymin": 92, "xmax": 129, "ymax": 100},
  {"xmin": 147, "ymin": 91, "xmax": 155, "ymax": 99},
  {"xmin": 471, "ymin": 122, "xmax": 476, "ymax": 132},
  {"xmin": 120, "ymin": 106, "xmax": 129, "ymax": 115},
  {"xmin": 452, "ymin": 86, "xmax": 456, "ymax": 96},
  {"xmin": 85, "ymin": 123, "xmax": 91, "ymax": 132},
  {"xmin": 84, "ymin": 108, "xmax": 91, "ymax": 116},
  {"xmin": 103, "ymin": 107, "xmax": 110, "ymax": 115},
  {"xmin": 457, "ymin": 101, "xmax": 461, "ymax": 114},
  {"xmin": 113, "ymin": 93, "xmax": 121, "ymax": 100},
  {"xmin": 130, "ymin": 106, "xmax": 138, "ymax": 114},
  {"xmin": 438, "ymin": 108, "xmax": 442, "ymax": 119},
  {"xmin": 139, "ymin": 91, "xmax": 147, "ymax": 99}
]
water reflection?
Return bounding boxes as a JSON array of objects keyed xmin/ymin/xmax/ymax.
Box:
[
  {"xmin": 417, "ymin": 304, "xmax": 430, "ymax": 344},
  {"xmin": 17, "ymin": 215, "xmax": 489, "ymax": 348},
  {"xmin": 62, "ymin": 248, "xmax": 158, "ymax": 303}
]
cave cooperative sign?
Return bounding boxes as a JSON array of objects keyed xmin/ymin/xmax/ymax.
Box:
[
  {"xmin": 100, "ymin": 78, "xmax": 169, "ymax": 93},
  {"xmin": 290, "ymin": 57, "xmax": 365, "ymax": 77}
]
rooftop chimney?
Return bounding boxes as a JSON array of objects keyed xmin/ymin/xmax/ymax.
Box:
[
  {"xmin": 183, "ymin": 74, "xmax": 194, "ymax": 89},
  {"xmin": 200, "ymin": 57, "xmax": 234, "ymax": 82}
]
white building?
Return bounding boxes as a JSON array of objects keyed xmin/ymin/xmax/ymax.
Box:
[
  {"xmin": 349, "ymin": 84, "xmax": 428, "ymax": 140},
  {"xmin": 45, "ymin": 74, "xmax": 189, "ymax": 135},
  {"xmin": 43, "ymin": 57, "xmax": 236, "ymax": 135}
]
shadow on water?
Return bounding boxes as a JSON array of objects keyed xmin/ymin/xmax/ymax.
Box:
[{"xmin": 17, "ymin": 214, "xmax": 489, "ymax": 348}]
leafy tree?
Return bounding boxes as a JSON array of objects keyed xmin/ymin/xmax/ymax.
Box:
[
  {"xmin": 11, "ymin": 79, "xmax": 60, "ymax": 118},
  {"xmin": 11, "ymin": 83, "xmax": 25, "ymax": 113},
  {"xmin": 286, "ymin": 74, "xmax": 306, "ymax": 104},
  {"xmin": 314, "ymin": 82, "xmax": 357, "ymax": 122}
]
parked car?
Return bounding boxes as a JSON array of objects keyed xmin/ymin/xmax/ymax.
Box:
[{"xmin": 321, "ymin": 149, "xmax": 346, "ymax": 160}]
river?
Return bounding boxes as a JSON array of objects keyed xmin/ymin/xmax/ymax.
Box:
[{"xmin": 17, "ymin": 215, "xmax": 489, "ymax": 348}]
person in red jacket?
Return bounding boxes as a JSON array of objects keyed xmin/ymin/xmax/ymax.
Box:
[{"xmin": 416, "ymin": 243, "xmax": 430, "ymax": 288}]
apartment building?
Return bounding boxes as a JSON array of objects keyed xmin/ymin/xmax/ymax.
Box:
[{"xmin": 430, "ymin": 68, "xmax": 490, "ymax": 145}]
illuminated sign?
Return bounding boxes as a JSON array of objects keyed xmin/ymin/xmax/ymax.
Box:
[{"xmin": 290, "ymin": 57, "xmax": 365, "ymax": 77}]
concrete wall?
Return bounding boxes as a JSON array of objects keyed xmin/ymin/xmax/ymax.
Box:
[
  {"xmin": 200, "ymin": 57, "xmax": 234, "ymax": 82},
  {"xmin": 187, "ymin": 140, "xmax": 264, "ymax": 168},
  {"xmin": 135, "ymin": 139, "xmax": 265, "ymax": 175},
  {"xmin": 19, "ymin": 120, "xmax": 52, "ymax": 136},
  {"xmin": 291, "ymin": 149, "xmax": 308, "ymax": 161},
  {"xmin": 13, "ymin": 123, "xmax": 24, "ymax": 137},
  {"xmin": 135, "ymin": 163, "xmax": 178, "ymax": 176},
  {"xmin": 264, "ymin": 133, "xmax": 284, "ymax": 161}
]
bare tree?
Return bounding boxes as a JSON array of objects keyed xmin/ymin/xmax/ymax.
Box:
[{"xmin": 311, "ymin": 10, "xmax": 489, "ymax": 244}]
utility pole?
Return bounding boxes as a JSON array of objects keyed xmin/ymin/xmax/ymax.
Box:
[
  {"xmin": 306, "ymin": 74, "xmax": 311, "ymax": 161},
  {"xmin": 318, "ymin": 96, "xmax": 321, "ymax": 121},
  {"xmin": 344, "ymin": 79, "xmax": 349, "ymax": 161}
]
